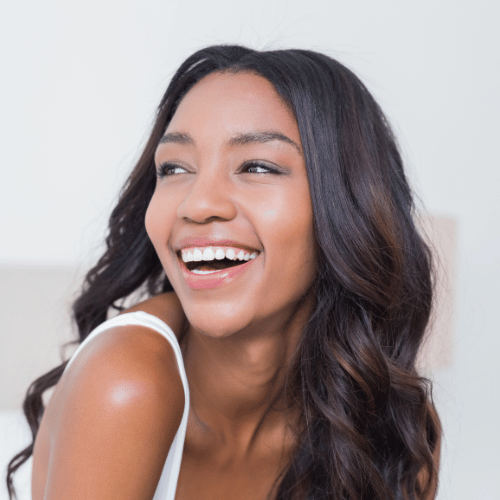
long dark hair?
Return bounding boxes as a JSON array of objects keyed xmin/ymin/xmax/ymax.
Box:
[{"xmin": 7, "ymin": 45, "xmax": 440, "ymax": 500}]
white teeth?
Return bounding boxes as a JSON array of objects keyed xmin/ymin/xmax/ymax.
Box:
[
  {"xmin": 202, "ymin": 247, "xmax": 215, "ymax": 261},
  {"xmin": 181, "ymin": 246, "xmax": 260, "ymax": 263},
  {"xmin": 193, "ymin": 248, "xmax": 203, "ymax": 261},
  {"xmin": 181, "ymin": 250, "xmax": 194, "ymax": 263},
  {"xmin": 192, "ymin": 269, "xmax": 218, "ymax": 275}
]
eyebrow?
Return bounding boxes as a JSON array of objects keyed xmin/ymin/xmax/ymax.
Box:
[
  {"xmin": 228, "ymin": 131, "xmax": 302, "ymax": 153},
  {"xmin": 158, "ymin": 132, "xmax": 193, "ymax": 145},
  {"xmin": 158, "ymin": 130, "xmax": 302, "ymax": 153}
]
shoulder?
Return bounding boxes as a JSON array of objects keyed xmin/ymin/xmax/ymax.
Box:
[
  {"xmin": 53, "ymin": 304, "xmax": 186, "ymax": 434},
  {"xmin": 52, "ymin": 290, "xmax": 187, "ymax": 432},
  {"xmin": 40, "ymin": 307, "xmax": 185, "ymax": 499}
]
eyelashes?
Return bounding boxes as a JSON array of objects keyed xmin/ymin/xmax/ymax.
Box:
[
  {"xmin": 156, "ymin": 161, "xmax": 283, "ymax": 178},
  {"xmin": 156, "ymin": 163, "xmax": 188, "ymax": 178},
  {"xmin": 239, "ymin": 161, "xmax": 282, "ymax": 175}
]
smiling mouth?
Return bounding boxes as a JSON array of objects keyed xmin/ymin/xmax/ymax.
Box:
[{"xmin": 178, "ymin": 247, "xmax": 260, "ymax": 274}]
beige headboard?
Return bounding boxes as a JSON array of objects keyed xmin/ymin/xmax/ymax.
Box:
[{"xmin": 1, "ymin": 265, "xmax": 82, "ymax": 411}]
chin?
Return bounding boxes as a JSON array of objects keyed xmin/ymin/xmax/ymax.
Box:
[{"xmin": 181, "ymin": 299, "xmax": 259, "ymax": 339}]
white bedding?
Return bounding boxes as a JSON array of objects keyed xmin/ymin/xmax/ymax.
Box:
[{"xmin": 0, "ymin": 410, "xmax": 32, "ymax": 500}]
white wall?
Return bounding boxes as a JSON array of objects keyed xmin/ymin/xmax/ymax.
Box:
[{"xmin": 1, "ymin": 1, "xmax": 499, "ymax": 499}]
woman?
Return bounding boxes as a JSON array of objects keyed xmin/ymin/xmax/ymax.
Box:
[{"xmin": 7, "ymin": 45, "xmax": 441, "ymax": 500}]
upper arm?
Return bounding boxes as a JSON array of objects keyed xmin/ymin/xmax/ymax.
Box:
[{"xmin": 41, "ymin": 325, "xmax": 185, "ymax": 500}]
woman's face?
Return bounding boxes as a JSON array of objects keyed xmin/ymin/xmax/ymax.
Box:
[{"xmin": 146, "ymin": 71, "xmax": 317, "ymax": 337}]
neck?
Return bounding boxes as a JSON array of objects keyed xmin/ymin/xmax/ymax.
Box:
[{"xmin": 181, "ymin": 294, "xmax": 314, "ymax": 458}]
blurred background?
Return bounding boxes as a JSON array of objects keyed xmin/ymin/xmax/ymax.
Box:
[{"xmin": 1, "ymin": 0, "xmax": 499, "ymax": 498}]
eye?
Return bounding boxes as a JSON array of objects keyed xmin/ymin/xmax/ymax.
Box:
[
  {"xmin": 156, "ymin": 162, "xmax": 188, "ymax": 178},
  {"xmin": 240, "ymin": 161, "xmax": 282, "ymax": 175}
]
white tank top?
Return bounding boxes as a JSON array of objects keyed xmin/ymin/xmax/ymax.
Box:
[{"xmin": 63, "ymin": 311, "xmax": 189, "ymax": 500}]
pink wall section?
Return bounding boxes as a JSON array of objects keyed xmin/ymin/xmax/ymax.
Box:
[{"xmin": 417, "ymin": 215, "xmax": 457, "ymax": 372}]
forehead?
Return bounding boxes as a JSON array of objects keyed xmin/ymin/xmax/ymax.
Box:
[{"xmin": 166, "ymin": 72, "xmax": 300, "ymax": 141}]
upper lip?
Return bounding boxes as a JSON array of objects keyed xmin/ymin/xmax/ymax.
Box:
[{"xmin": 173, "ymin": 237, "xmax": 261, "ymax": 254}]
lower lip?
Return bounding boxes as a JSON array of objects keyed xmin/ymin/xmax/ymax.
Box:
[{"xmin": 180, "ymin": 258, "xmax": 257, "ymax": 290}]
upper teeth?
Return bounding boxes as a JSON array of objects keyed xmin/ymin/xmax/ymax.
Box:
[{"xmin": 181, "ymin": 247, "xmax": 259, "ymax": 263}]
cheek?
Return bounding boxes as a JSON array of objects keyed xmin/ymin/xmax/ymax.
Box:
[
  {"xmin": 144, "ymin": 192, "xmax": 170, "ymax": 250},
  {"xmin": 144, "ymin": 197, "xmax": 158, "ymax": 246},
  {"xmin": 262, "ymin": 187, "xmax": 314, "ymax": 248},
  {"xmin": 258, "ymin": 190, "xmax": 317, "ymax": 287}
]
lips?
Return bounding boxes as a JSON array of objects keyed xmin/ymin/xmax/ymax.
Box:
[
  {"xmin": 175, "ymin": 237, "xmax": 260, "ymax": 253},
  {"xmin": 173, "ymin": 237, "xmax": 261, "ymax": 290},
  {"xmin": 180, "ymin": 257, "xmax": 258, "ymax": 290}
]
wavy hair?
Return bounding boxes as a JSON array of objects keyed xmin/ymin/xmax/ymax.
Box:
[{"xmin": 7, "ymin": 45, "xmax": 440, "ymax": 500}]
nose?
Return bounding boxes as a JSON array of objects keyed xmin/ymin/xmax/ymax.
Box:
[{"xmin": 176, "ymin": 170, "xmax": 237, "ymax": 223}]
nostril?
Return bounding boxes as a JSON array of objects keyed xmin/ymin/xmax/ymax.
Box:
[{"xmin": 176, "ymin": 180, "xmax": 238, "ymax": 223}]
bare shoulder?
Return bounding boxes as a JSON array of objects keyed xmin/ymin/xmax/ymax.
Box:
[
  {"xmin": 123, "ymin": 291, "xmax": 186, "ymax": 339},
  {"xmin": 38, "ymin": 317, "xmax": 185, "ymax": 500}
]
